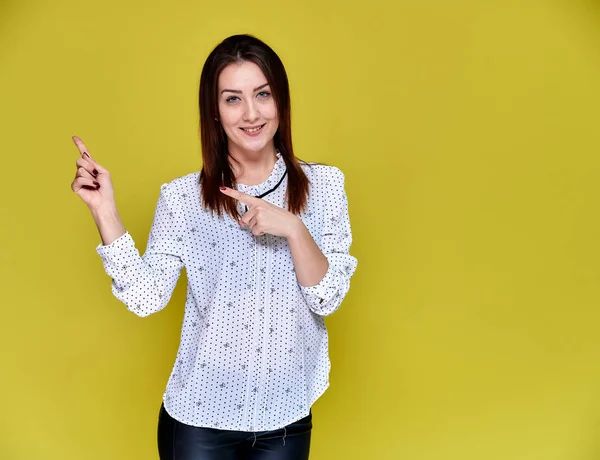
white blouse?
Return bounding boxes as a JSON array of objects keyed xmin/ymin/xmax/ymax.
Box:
[{"xmin": 95, "ymin": 152, "xmax": 358, "ymax": 432}]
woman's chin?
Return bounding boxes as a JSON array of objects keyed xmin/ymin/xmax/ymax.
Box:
[{"xmin": 234, "ymin": 138, "xmax": 272, "ymax": 154}]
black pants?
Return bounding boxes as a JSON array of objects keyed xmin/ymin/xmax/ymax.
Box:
[{"xmin": 157, "ymin": 403, "xmax": 312, "ymax": 460}]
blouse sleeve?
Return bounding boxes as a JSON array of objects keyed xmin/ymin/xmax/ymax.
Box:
[
  {"xmin": 299, "ymin": 166, "xmax": 358, "ymax": 316},
  {"xmin": 95, "ymin": 182, "xmax": 187, "ymax": 317}
]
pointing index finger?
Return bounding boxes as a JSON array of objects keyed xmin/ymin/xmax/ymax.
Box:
[
  {"xmin": 72, "ymin": 136, "xmax": 92, "ymax": 159},
  {"xmin": 219, "ymin": 186, "xmax": 260, "ymax": 207}
]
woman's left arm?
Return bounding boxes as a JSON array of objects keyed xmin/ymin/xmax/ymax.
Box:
[
  {"xmin": 289, "ymin": 166, "xmax": 358, "ymax": 316},
  {"xmin": 219, "ymin": 167, "xmax": 358, "ymax": 316}
]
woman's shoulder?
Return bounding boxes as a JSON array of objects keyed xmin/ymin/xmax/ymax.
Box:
[
  {"xmin": 160, "ymin": 171, "xmax": 201, "ymax": 195},
  {"xmin": 300, "ymin": 161, "xmax": 345, "ymax": 182},
  {"xmin": 300, "ymin": 162, "xmax": 346, "ymax": 196}
]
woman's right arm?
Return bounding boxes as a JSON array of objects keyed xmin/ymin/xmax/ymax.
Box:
[{"xmin": 71, "ymin": 136, "xmax": 186, "ymax": 317}]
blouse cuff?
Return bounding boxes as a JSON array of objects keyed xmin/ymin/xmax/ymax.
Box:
[
  {"xmin": 95, "ymin": 231, "xmax": 144, "ymax": 277},
  {"xmin": 299, "ymin": 262, "xmax": 337, "ymax": 307},
  {"xmin": 95, "ymin": 231, "xmax": 134, "ymax": 259}
]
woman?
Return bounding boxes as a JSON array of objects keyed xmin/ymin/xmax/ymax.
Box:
[{"xmin": 70, "ymin": 34, "xmax": 357, "ymax": 460}]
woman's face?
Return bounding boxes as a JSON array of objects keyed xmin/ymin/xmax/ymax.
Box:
[{"xmin": 217, "ymin": 61, "xmax": 279, "ymax": 157}]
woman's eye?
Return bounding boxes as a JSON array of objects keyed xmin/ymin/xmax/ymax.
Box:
[
  {"xmin": 226, "ymin": 96, "xmax": 240, "ymax": 103},
  {"xmin": 257, "ymin": 91, "xmax": 271, "ymax": 98}
]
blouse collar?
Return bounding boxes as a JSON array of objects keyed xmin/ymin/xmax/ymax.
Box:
[{"xmin": 235, "ymin": 151, "xmax": 286, "ymax": 197}]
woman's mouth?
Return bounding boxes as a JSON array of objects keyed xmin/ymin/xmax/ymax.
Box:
[{"xmin": 240, "ymin": 123, "xmax": 266, "ymax": 136}]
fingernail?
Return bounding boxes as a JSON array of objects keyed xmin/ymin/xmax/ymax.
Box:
[
  {"xmin": 93, "ymin": 169, "xmax": 98, "ymax": 176},
  {"xmin": 220, "ymin": 186, "xmax": 226, "ymax": 190}
]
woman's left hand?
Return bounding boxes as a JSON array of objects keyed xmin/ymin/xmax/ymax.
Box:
[{"xmin": 219, "ymin": 186, "xmax": 304, "ymax": 238}]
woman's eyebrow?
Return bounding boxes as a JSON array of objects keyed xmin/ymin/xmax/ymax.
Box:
[{"xmin": 221, "ymin": 83, "xmax": 270, "ymax": 94}]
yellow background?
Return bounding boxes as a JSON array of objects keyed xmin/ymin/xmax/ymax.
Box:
[{"xmin": 1, "ymin": 0, "xmax": 600, "ymax": 458}]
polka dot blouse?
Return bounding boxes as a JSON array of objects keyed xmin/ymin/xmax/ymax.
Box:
[{"xmin": 95, "ymin": 152, "xmax": 358, "ymax": 432}]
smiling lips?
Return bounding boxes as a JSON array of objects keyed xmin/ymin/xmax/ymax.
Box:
[{"xmin": 240, "ymin": 123, "xmax": 266, "ymax": 136}]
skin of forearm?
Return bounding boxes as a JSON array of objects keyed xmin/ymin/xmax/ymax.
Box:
[
  {"xmin": 92, "ymin": 206, "xmax": 126, "ymax": 246},
  {"xmin": 286, "ymin": 221, "xmax": 329, "ymax": 287}
]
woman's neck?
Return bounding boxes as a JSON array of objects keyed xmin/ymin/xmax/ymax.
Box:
[{"xmin": 229, "ymin": 144, "xmax": 278, "ymax": 186}]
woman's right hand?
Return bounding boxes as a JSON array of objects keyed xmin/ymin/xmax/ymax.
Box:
[
  {"xmin": 70, "ymin": 136, "xmax": 116, "ymax": 213},
  {"xmin": 71, "ymin": 136, "xmax": 126, "ymax": 245}
]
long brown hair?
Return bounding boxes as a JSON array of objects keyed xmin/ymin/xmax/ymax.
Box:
[{"xmin": 198, "ymin": 34, "xmax": 310, "ymax": 219}]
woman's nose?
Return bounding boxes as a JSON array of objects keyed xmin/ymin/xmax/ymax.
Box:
[{"xmin": 243, "ymin": 100, "xmax": 259, "ymax": 121}]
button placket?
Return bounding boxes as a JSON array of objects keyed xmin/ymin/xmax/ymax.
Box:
[
  {"xmin": 249, "ymin": 233, "xmax": 270, "ymax": 429},
  {"xmin": 243, "ymin": 233, "xmax": 260, "ymax": 429}
]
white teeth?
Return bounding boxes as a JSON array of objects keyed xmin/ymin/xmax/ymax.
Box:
[{"xmin": 243, "ymin": 125, "xmax": 263, "ymax": 133}]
